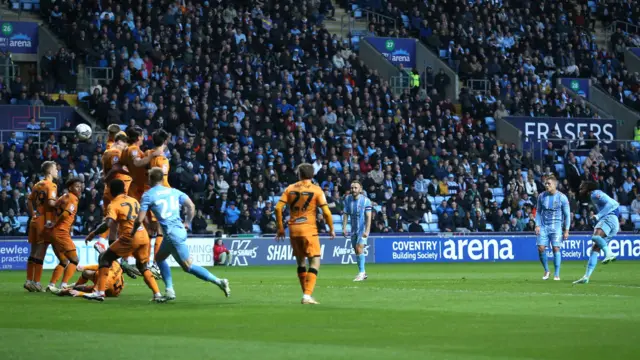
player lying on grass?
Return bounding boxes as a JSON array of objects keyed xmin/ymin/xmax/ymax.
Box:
[
  {"xmin": 50, "ymin": 242, "xmax": 125, "ymax": 298},
  {"xmin": 132, "ymin": 168, "xmax": 230, "ymax": 301}
]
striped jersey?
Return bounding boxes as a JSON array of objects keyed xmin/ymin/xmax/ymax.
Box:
[
  {"xmin": 535, "ymin": 191, "xmax": 570, "ymax": 232},
  {"xmin": 591, "ymin": 190, "xmax": 619, "ymax": 219},
  {"xmin": 344, "ymin": 194, "xmax": 372, "ymax": 234}
]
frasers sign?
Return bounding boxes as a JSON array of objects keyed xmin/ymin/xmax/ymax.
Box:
[{"xmin": 505, "ymin": 117, "xmax": 616, "ymax": 143}]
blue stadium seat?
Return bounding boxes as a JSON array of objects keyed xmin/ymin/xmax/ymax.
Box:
[
  {"xmin": 635, "ymin": 222, "xmax": 640, "ymax": 230},
  {"xmin": 555, "ymin": 164, "xmax": 566, "ymax": 179},
  {"xmin": 252, "ymin": 224, "xmax": 261, "ymax": 233},
  {"xmin": 521, "ymin": 171, "xmax": 528, "ymax": 180},
  {"xmin": 495, "ymin": 196, "xmax": 504, "ymax": 205},
  {"xmin": 428, "ymin": 223, "xmax": 439, "ymax": 232},
  {"xmin": 631, "ymin": 214, "xmax": 640, "ymax": 223},
  {"xmin": 492, "ymin": 188, "xmax": 504, "ymax": 196},
  {"xmin": 434, "ymin": 196, "xmax": 445, "ymax": 204},
  {"xmin": 619, "ymin": 206, "xmax": 630, "ymax": 220},
  {"xmin": 430, "ymin": 214, "xmax": 438, "ymax": 223},
  {"xmin": 485, "ymin": 117, "xmax": 496, "ymax": 131},
  {"xmin": 332, "ymin": 214, "xmax": 342, "ymax": 224},
  {"xmin": 17, "ymin": 216, "xmax": 28, "ymax": 226},
  {"xmin": 420, "ymin": 223, "xmax": 429, "ymax": 232},
  {"xmin": 486, "ymin": 223, "xmax": 494, "ymax": 231}
]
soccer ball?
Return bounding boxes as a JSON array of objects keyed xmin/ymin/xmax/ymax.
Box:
[{"xmin": 75, "ymin": 123, "xmax": 92, "ymax": 141}]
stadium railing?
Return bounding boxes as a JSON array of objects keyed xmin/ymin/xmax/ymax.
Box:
[{"xmin": 4, "ymin": 129, "xmax": 108, "ymax": 146}]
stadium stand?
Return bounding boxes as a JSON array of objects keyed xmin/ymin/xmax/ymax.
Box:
[{"xmin": 0, "ymin": 0, "xmax": 638, "ymax": 237}]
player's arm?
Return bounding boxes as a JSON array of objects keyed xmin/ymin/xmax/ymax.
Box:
[
  {"xmin": 364, "ymin": 199, "xmax": 372, "ymax": 237},
  {"xmin": 26, "ymin": 192, "xmax": 35, "ymax": 217},
  {"xmin": 342, "ymin": 196, "xmax": 348, "ymax": 234},
  {"xmin": 318, "ymin": 191, "xmax": 335, "ymax": 238},
  {"xmin": 51, "ymin": 199, "xmax": 69, "ymax": 228},
  {"xmin": 47, "ymin": 184, "xmax": 57, "ymax": 208},
  {"xmin": 133, "ymin": 192, "xmax": 152, "ymax": 235},
  {"xmin": 132, "ymin": 149, "xmax": 163, "ymax": 168},
  {"xmin": 592, "ymin": 191, "xmax": 618, "ymax": 220},
  {"xmin": 534, "ymin": 194, "xmax": 542, "ymax": 235},
  {"xmin": 275, "ymin": 188, "xmax": 289, "ymax": 237},
  {"xmin": 86, "ymin": 218, "xmax": 115, "ymax": 243},
  {"xmin": 178, "ymin": 190, "xmax": 195, "ymax": 229},
  {"xmin": 562, "ymin": 195, "xmax": 571, "ymax": 236}
]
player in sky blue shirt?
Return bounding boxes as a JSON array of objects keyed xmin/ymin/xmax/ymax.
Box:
[
  {"xmin": 342, "ymin": 181, "xmax": 372, "ymax": 282},
  {"xmin": 574, "ymin": 181, "xmax": 619, "ymax": 284},
  {"xmin": 534, "ymin": 175, "xmax": 570, "ymax": 281},
  {"xmin": 134, "ymin": 168, "xmax": 231, "ymax": 300}
]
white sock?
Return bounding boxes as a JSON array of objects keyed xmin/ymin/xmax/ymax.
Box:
[
  {"xmin": 48, "ymin": 282, "xmax": 55, "ymax": 287},
  {"xmin": 154, "ymin": 292, "xmax": 162, "ymax": 297},
  {"xmin": 61, "ymin": 282, "xmax": 67, "ymax": 288},
  {"xmin": 302, "ymin": 294, "xmax": 312, "ymax": 300}
]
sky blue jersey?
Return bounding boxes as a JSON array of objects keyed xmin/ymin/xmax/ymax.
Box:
[
  {"xmin": 535, "ymin": 191, "xmax": 571, "ymax": 232},
  {"xmin": 140, "ymin": 185, "xmax": 189, "ymax": 234},
  {"xmin": 344, "ymin": 194, "xmax": 372, "ymax": 234},
  {"xmin": 590, "ymin": 190, "xmax": 619, "ymax": 219}
]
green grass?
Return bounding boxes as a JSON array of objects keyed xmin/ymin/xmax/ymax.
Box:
[{"xmin": 1, "ymin": 262, "xmax": 640, "ymax": 360}]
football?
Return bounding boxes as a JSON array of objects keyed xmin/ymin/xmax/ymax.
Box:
[{"xmin": 75, "ymin": 123, "xmax": 92, "ymax": 141}]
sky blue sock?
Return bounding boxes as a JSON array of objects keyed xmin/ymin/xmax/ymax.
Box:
[
  {"xmin": 357, "ymin": 254, "xmax": 366, "ymax": 273},
  {"xmin": 157, "ymin": 260, "xmax": 173, "ymax": 290},
  {"xmin": 592, "ymin": 236, "xmax": 610, "ymax": 257},
  {"xmin": 585, "ymin": 251, "xmax": 599, "ymax": 278},
  {"xmin": 188, "ymin": 264, "xmax": 220, "ymax": 284},
  {"xmin": 539, "ymin": 251, "xmax": 549, "ymax": 272},
  {"xmin": 553, "ymin": 251, "xmax": 561, "ymax": 277}
]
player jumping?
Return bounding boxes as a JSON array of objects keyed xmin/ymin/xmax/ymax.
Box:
[
  {"xmin": 84, "ymin": 179, "xmax": 165, "ymax": 302},
  {"xmin": 534, "ymin": 175, "xmax": 570, "ymax": 281},
  {"xmin": 275, "ymin": 163, "xmax": 335, "ymax": 305},
  {"xmin": 574, "ymin": 181, "xmax": 618, "ymax": 284},
  {"xmin": 133, "ymin": 168, "xmax": 230, "ymax": 301},
  {"xmin": 25, "ymin": 161, "xmax": 58, "ymax": 292},
  {"xmin": 342, "ymin": 180, "xmax": 372, "ymax": 282}
]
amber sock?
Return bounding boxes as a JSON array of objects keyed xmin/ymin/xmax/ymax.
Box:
[
  {"xmin": 142, "ymin": 269, "xmax": 161, "ymax": 294},
  {"xmin": 304, "ymin": 268, "xmax": 318, "ymax": 296},
  {"xmin": 297, "ymin": 266, "xmax": 307, "ymax": 292},
  {"xmin": 49, "ymin": 264, "xmax": 65, "ymax": 285}
]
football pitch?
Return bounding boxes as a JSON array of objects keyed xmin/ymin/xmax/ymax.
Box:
[{"xmin": 1, "ymin": 262, "xmax": 639, "ymax": 360}]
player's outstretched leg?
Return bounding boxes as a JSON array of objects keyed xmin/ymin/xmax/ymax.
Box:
[
  {"xmin": 552, "ymin": 246, "xmax": 561, "ymax": 281},
  {"xmin": 574, "ymin": 248, "xmax": 600, "ymax": 284},
  {"xmin": 537, "ymin": 245, "xmax": 550, "ymax": 280},
  {"xmin": 173, "ymin": 241, "xmax": 230, "ymax": 297}
]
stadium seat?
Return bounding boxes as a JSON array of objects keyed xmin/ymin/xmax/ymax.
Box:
[
  {"xmin": 430, "ymin": 214, "xmax": 438, "ymax": 223},
  {"xmin": 428, "ymin": 223, "xmax": 439, "ymax": 232},
  {"xmin": 486, "ymin": 223, "xmax": 494, "ymax": 231},
  {"xmin": 252, "ymin": 224, "xmax": 261, "ymax": 233},
  {"xmin": 555, "ymin": 164, "xmax": 566, "ymax": 178},
  {"xmin": 619, "ymin": 206, "xmax": 630, "ymax": 220},
  {"xmin": 420, "ymin": 223, "xmax": 429, "ymax": 232},
  {"xmin": 435, "ymin": 196, "xmax": 445, "ymax": 204},
  {"xmin": 631, "ymin": 214, "xmax": 640, "ymax": 223},
  {"xmin": 495, "ymin": 196, "xmax": 504, "ymax": 205},
  {"xmin": 521, "ymin": 171, "xmax": 528, "ymax": 180},
  {"xmin": 11, "ymin": 1, "xmax": 20, "ymax": 10},
  {"xmin": 485, "ymin": 117, "xmax": 496, "ymax": 131},
  {"xmin": 492, "ymin": 188, "xmax": 504, "ymax": 197},
  {"xmin": 332, "ymin": 214, "xmax": 342, "ymax": 224},
  {"xmin": 635, "ymin": 222, "xmax": 640, "ymax": 230},
  {"xmin": 17, "ymin": 216, "xmax": 28, "ymax": 226}
]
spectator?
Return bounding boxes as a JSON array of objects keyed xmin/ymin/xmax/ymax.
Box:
[
  {"xmin": 224, "ymin": 202, "xmax": 241, "ymax": 233},
  {"xmin": 214, "ymin": 239, "xmax": 232, "ymax": 267},
  {"xmin": 191, "ymin": 210, "xmax": 210, "ymax": 235}
]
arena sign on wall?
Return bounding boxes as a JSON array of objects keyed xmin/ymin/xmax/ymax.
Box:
[
  {"xmin": 2, "ymin": 235, "xmax": 640, "ymax": 270},
  {"xmin": 364, "ymin": 37, "xmax": 416, "ymax": 68},
  {"xmin": 0, "ymin": 21, "xmax": 39, "ymax": 54}
]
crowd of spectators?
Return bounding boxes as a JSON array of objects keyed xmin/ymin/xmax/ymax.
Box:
[{"xmin": 0, "ymin": 0, "xmax": 638, "ymax": 237}]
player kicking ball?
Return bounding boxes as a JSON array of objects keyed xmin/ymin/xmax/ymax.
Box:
[
  {"xmin": 574, "ymin": 181, "xmax": 618, "ymax": 284},
  {"xmin": 133, "ymin": 168, "xmax": 230, "ymax": 301},
  {"xmin": 534, "ymin": 175, "xmax": 570, "ymax": 281},
  {"xmin": 342, "ymin": 180, "xmax": 372, "ymax": 281}
]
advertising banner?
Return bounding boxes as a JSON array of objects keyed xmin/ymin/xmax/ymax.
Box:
[
  {"xmin": 364, "ymin": 37, "xmax": 416, "ymax": 68},
  {"xmin": 0, "ymin": 241, "xmax": 30, "ymax": 270},
  {"xmin": 630, "ymin": 48, "xmax": 640, "ymax": 58},
  {"xmin": 0, "ymin": 105, "xmax": 80, "ymax": 130},
  {"xmin": 560, "ymin": 78, "xmax": 590, "ymax": 99},
  {"xmin": 374, "ymin": 235, "xmax": 640, "ymax": 263},
  {"xmin": 228, "ymin": 237, "xmax": 376, "ymax": 266},
  {"xmin": 0, "ymin": 21, "xmax": 39, "ymax": 54},
  {"xmin": 505, "ymin": 116, "xmax": 616, "ymax": 143}
]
